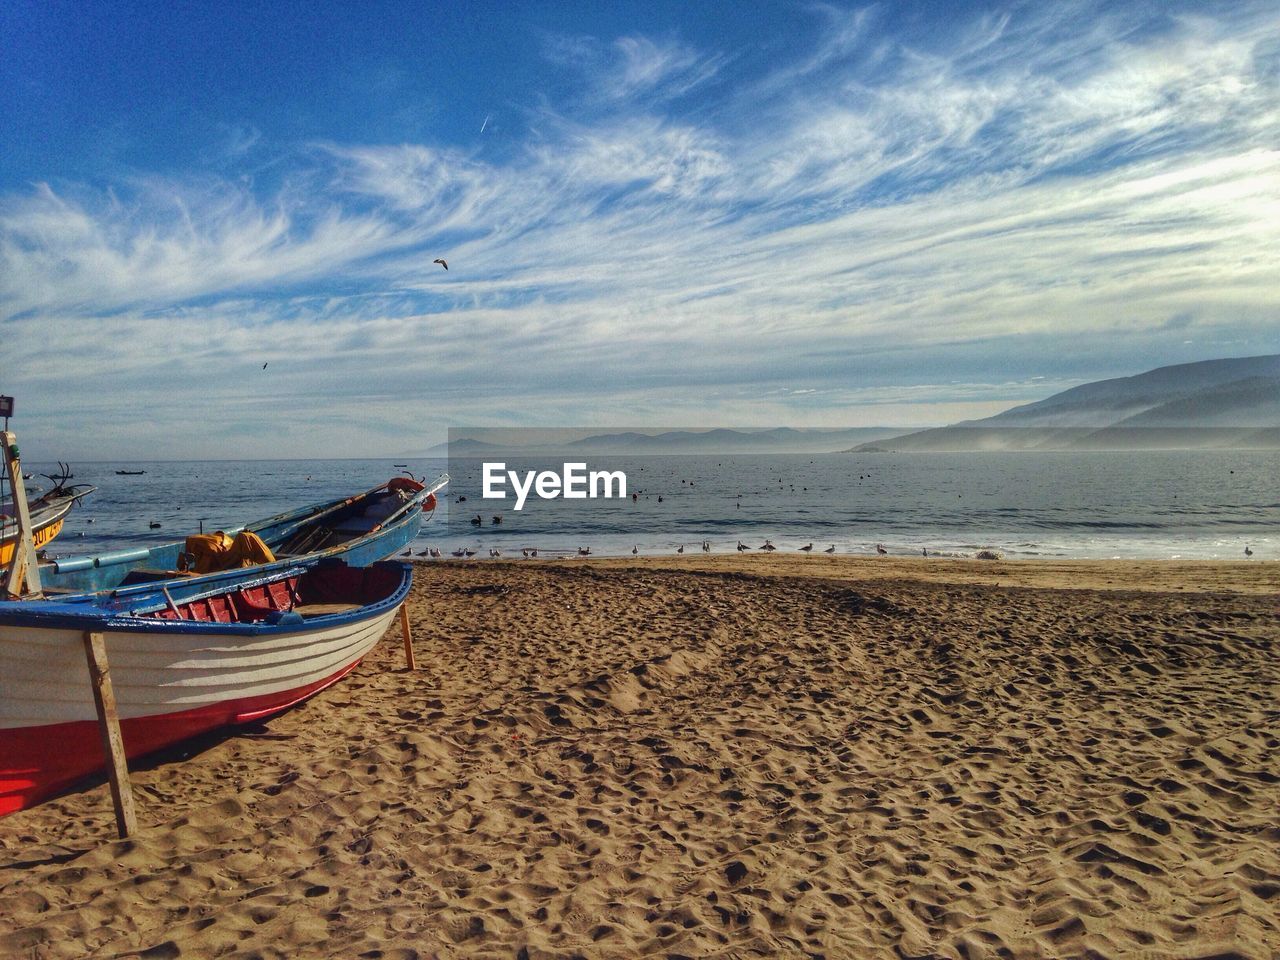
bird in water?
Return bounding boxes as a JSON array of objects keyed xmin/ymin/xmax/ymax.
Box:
[
  {"xmin": 577, "ymin": 546, "xmax": 591, "ymax": 556},
  {"xmin": 433, "ymin": 258, "xmax": 448, "ymax": 270},
  {"xmin": 262, "ymin": 362, "xmax": 268, "ymax": 370},
  {"xmin": 471, "ymin": 514, "xmax": 482, "ymax": 526}
]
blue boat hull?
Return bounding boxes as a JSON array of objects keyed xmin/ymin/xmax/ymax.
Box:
[{"xmin": 39, "ymin": 476, "xmax": 445, "ymax": 594}]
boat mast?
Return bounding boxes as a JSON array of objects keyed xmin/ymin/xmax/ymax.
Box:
[{"xmin": 2, "ymin": 418, "xmax": 45, "ymax": 599}]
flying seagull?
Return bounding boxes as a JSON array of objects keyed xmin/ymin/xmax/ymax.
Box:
[
  {"xmin": 433, "ymin": 258, "xmax": 448, "ymax": 270},
  {"xmin": 262, "ymin": 362, "xmax": 268, "ymax": 370}
]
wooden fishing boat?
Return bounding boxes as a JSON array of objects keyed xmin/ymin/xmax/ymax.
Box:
[
  {"xmin": 0, "ymin": 483, "xmax": 96, "ymax": 570},
  {"xmin": 39, "ymin": 474, "xmax": 447, "ymax": 593},
  {"xmin": 0, "ymin": 557, "xmax": 412, "ymax": 815}
]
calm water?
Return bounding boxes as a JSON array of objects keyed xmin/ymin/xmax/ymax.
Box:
[{"xmin": 17, "ymin": 450, "xmax": 1279, "ymax": 562}]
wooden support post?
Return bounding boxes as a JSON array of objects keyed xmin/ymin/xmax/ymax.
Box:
[
  {"xmin": 2, "ymin": 430, "xmax": 43, "ymax": 599},
  {"xmin": 399, "ymin": 604, "xmax": 416, "ymax": 670},
  {"xmin": 82, "ymin": 631, "xmax": 137, "ymax": 838}
]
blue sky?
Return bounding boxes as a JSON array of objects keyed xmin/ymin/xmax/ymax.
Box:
[{"xmin": 2, "ymin": 0, "xmax": 1278, "ymax": 459}]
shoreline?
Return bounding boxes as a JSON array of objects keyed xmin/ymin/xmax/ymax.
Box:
[
  {"xmin": 2, "ymin": 555, "xmax": 1277, "ymax": 958},
  {"xmin": 410, "ymin": 533, "xmax": 1277, "ymax": 564},
  {"xmin": 492, "ymin": 552, "xmax": 1280, "ymax": 594}
]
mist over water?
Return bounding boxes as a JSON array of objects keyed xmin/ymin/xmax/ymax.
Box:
[{"xmin": 25, "ymin": 450, "xmax": 1277, "ymax": 563}]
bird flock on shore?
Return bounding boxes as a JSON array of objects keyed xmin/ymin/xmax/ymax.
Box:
[
  {"xmin": 402, "ymin": 539, "xmax": 1263, "ymax": 561},
  {"xmin": 403, "ymin": 539, "xmax": 919, "ymax": 560}
]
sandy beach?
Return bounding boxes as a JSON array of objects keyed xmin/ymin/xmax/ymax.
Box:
[{"xmin": 1, "ymin": 555, "xmax": 1277, "ymax": 959}]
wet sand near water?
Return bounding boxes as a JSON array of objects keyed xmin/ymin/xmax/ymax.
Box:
[{"xmin": 1, "ymin": 555, "xmax": 1277, "ymax": 958}]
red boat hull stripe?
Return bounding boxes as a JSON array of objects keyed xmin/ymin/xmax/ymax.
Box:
[{"xmin": 0, "ymin": 656, "xmax": 366, "ymax": 816}]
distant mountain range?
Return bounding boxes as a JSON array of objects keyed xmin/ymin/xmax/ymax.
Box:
[
  {"xmin": 852, "ymin": 354, "xmax": 1280, "ymax": 452},
  {"xmin": 424, "ymin": 427, "xmax": 904, "ymax": 457}
]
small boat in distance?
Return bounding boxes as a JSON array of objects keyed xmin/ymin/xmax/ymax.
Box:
[
  {"xmin": 0, "ymin": 557, "xmax": 412, "ymax": 815},
  {"xmin": 393, "ymin": 463, "xmax": 408, "ymax": 468},
  {"xmin": 115, "ymin": 470, "xmax": 146, "ymax": 475}
]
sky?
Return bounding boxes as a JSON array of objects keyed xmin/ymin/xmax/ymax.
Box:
[{"xmin": 2, "ymin": 0, "xmax": 1278, "ymax": 460}]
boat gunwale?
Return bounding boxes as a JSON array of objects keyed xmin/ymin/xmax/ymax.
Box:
[{"xmin": 0, "ymin": 561, "xmax": 413, "ymax": 635}]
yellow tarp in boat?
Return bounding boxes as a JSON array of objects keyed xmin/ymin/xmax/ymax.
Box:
[{"xmin": 184, "ymin": 530, "xmax": 276, "ymax": 573}]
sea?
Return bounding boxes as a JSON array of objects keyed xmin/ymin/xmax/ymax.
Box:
[{"xmin": 15, "ymin": 450, "xmax": 1278, "ymax": 562}]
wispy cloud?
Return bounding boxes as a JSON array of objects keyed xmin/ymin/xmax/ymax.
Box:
[{"xmin": 541, "ymin": 32, "xmax": 723, "ymax": 106}]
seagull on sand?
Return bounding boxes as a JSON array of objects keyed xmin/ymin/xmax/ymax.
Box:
[
  {"xmin": 677, "ymin": 545, "xmax": 684, "ymax": 554},
  {"xmin": 1245, "ymin": 545, "xmax": 1253, "ymax": 556},
  {"xmin": 433, "ymin": 258, "xmax": 448, "ymax": 270},
  {"xmin": 824, "ymin": 544, "xmax": 836, "ymax": 554},
  {"xmin": 875, "ymin": 543, "xmax": 887, "ymax": 555},
  {"xmin": 799, "ymin": 543, "xmax": 813, "ymax": 553},
  {"xmin": 632, "ymin": 545, "xmax": 639, "ymax": 554},
  {"xmin": 577, "ymin": 546, "xmax": 591, "ymax": 556},
  {"xmin": 702, "ymin": 540, "xmax": 710, "ymax": 552},
  {"xmin": 429, "ymin": 547, "xmax": 442, "ymax": 558},
  {"xmin": 737, "ymin": 540, "xmax": 749, "ymax": 552},
  {"xmin": 451, "ymin": 547, "xmax": 466, "ymax": 557},
  {"xmin": 759, "ymin": 540, "xmax": 776, "ymax": 552}
]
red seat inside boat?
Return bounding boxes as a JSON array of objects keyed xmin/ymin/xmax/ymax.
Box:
[{"xmin": 145, "ymin": 563, "xmax": 403, "ymax": 623}]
